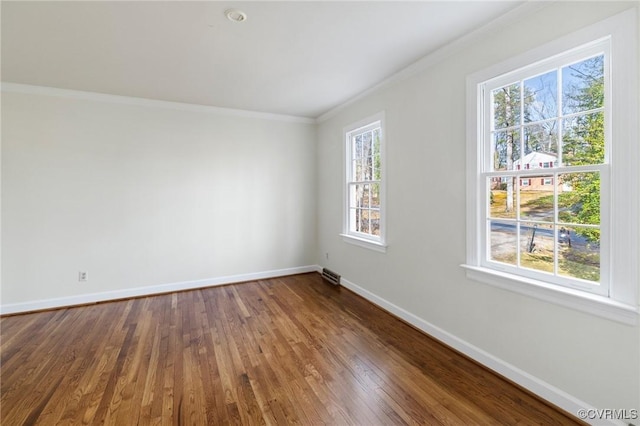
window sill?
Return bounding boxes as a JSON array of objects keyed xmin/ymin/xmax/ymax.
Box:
[
  {"xmin": 340, "ymin": 234, "xmax": 387, "ymax": 253},
  {"xmin": 461, "ymin": 264, "xmax": 638, "ymax": 325}
]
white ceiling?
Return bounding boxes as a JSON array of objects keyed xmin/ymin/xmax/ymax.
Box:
[{"xmin": 2, "ymin": 1, "xmax": 522, "ymax": 119}]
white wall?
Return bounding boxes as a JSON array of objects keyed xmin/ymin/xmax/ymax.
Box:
[
  {"xmin": 317, "ymin": 2, "xmax": 639, "ymax": 415},
  {"xmin": 2, "ymin": 90, "xmax": 317, "ymax": 308}
]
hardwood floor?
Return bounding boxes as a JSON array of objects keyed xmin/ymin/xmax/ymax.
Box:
[{"xmin": 1, "ymin": 273, "xmax": 581, "ymax": 425}]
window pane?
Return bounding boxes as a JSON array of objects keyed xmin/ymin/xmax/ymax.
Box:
[
  {"xmin": 370, "ymin": 209, "xmax": 380, "ymax": 236},
  {"xmin": 493, "ymin": 83, "xmax": 521, "ymax": 129},
  {"xmin": 350, "ymin": 184, "xmax": 370, "ymax": 208},
  {"xmin": 519, "ymin": 176, "xmax": 554, "ymax": 222},
  {"xmin": 492, "ymin": 130, "xmax": 521, "ymax": 171},
  {"xmin": 562, "ymin": 55, "xmax": 604, "ymax": 115},
  {"xmin": 373, "ymin": 128, "xmax": 381, "ymax": 180},
  {"xmin": 363, "ymin": 155, "xmax": 373, "ymax": 181},
  {"xmin": 363, "ymin": 184, "xmax": 371, "ymax": 207},
  {"xmin": 362, "ymin": 131, "xmax": 373, "ymax": 154},
  {"xmin": 359, "ymin": 209, "xmax": 370, "ymax": 234},
  {"xmin": 557, "ymin": 172, "xmax": 600, "ymax": 226},
  {"xmin": 523, "ymin": 122, "xmax": 558, "ymax": 157},
  {"xmin": 562, "ymin": 111, "xmax": 604, "ymax": 166},
  {"xmin": 353, "ymin": 158, "xmax": 372, "ymax": 182},
  {"xmin": 355, "ymin": 158, "xmax": 363, "ymax": 181},
  {"xmin": 488, "ymin": 177, "xmax": 516, "ymax": 219},
  {"xmin": 355, "ymin": 158, "xmax": 367, "ymax": 182},
  {"xmin": 354, "ymin": 134, "xmax": 363, "ymax": 158},
  {"xmin": 370, "ymin": 183, "xmax": 380, "ymax": 208},
  {"xmin": 524, "ymin": 70, "xmax": 558, "ymax": 122},
  {"xmin": 489, "ymin": 220, "xmax": 517, "ymax": 265},
  {"xmin": 520, "ymin": 222, "xmax": 555, "ymax": 273},
  {"xmin": 558, "ymin": 225, "xmax": 600, "ymax": 282},
  {"xmin": 350, "ymin": 208, "xmax": 369, "ymax": 234}
]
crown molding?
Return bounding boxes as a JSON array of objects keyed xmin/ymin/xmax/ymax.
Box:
[{"xmin": 1, "ymin": 82, "xmax": 316, "ymax": 124}]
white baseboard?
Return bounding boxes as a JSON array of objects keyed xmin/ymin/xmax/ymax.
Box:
[
  {"xmin": 0, "ymin": 265, "xmax": 322, "ymax": 315},
  {"xmin": 339, "ymin": 276, "xmax": 624, "ymax": 426}
]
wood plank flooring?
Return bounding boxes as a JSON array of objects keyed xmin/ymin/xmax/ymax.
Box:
[{"xmin": 1, "ymin": 273, "xmax": 582, "ymax": 425}]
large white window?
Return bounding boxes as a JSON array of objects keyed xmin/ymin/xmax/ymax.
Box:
[
  {"xmin": 342, "ymin": 113, "xmax": 386, "ymax": 252},
  {"xmin": 464, "ymin": 10, "xmax": 638, "ymax": 323},
  {"xmin": 484, "ymin": 44, "xmax": 609, "ymax": 295}
]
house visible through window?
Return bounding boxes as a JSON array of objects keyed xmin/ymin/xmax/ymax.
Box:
[{"xmin": 342, "ymin": 113, "xmax": 386, "ymax": 252}]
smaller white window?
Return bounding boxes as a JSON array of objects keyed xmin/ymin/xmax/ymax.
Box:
[{"xmin": 342, "ymin": 112, "xmax": 386, "ymax": 252}]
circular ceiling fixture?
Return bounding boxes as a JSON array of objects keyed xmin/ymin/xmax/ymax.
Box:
[{"xmin": 225, "ymin": 9, "xmax": 247, "ymax": 23}]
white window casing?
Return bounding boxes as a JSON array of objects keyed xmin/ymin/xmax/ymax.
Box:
[
  {"xmin": 342, "ymin": 112, "xmax": 387, "ymax": 253},
  {"xmin": 463, "ymin": 9, "xmax": 638, "ymax": 324}
]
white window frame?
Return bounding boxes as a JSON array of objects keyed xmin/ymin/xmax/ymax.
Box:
[
  {"xmin": 341, "ymin": 112, "xmax": 387, "ymax": 253},
  {"xmin": 463, "ymin": 9, "xmax": 638, "ymax": 324},
  {"xmin": 484, "ymin": 40, "xmax": 610, "ymax": 297}
]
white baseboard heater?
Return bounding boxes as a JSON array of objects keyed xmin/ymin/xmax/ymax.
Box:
[{"xmin": 321, "ymin": 268, "xmax": 340, "ymax": 285}]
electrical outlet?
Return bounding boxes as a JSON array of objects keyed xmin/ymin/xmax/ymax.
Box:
[{"xmin": 78, "ymin": 271, "xmax": 88, "ymax": 282}]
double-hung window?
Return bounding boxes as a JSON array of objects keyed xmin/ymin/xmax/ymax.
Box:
[
  {"xmin": 484, "ymin": 44, "xmax": 609, "ymax": 294},
  {"xmin": 464, "ymin": 10, "xmax": 638, "ymax": 323},
  {"xmin": 342, "ymin": 113, "xmax": 386, "ymax": 252}
]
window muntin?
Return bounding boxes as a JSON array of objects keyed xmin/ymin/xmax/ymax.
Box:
[
  {"xmin": 481, "ymin": 44, "xmax": 609, "ymax": 296},
  {"xmin": 346, "ymin": 121, "xmax": 383, "ymax": 241}
]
